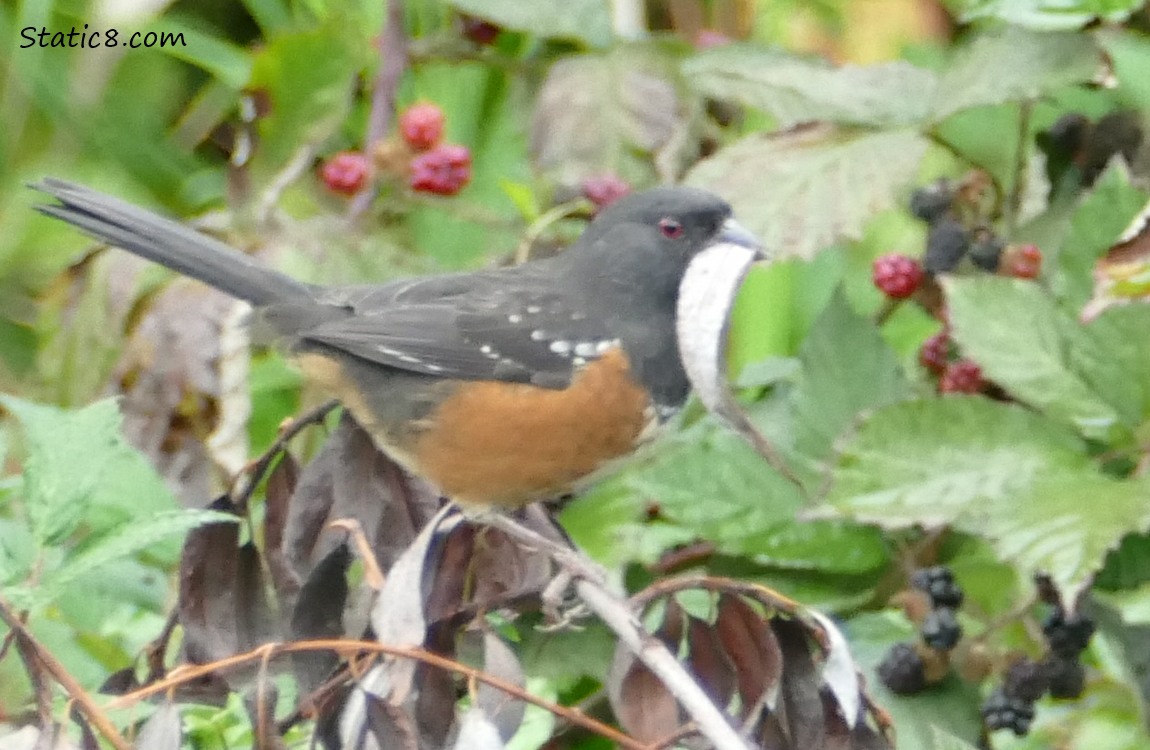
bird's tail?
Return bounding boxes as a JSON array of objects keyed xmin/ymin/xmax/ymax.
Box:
[{"xmin": 33, "ymin": 178, "xmax": 313, "ymax": 306}]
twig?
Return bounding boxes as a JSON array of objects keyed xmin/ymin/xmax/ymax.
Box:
[
  {"xmin": 348, "ymin": 0, "xmax": 408, "ymax": 221},
  {"xmin": 483, "ymin": 517, "xmax": 755, "ymax": 750},
  {"xmin": 0, "ymin": 596, "xmax": 132, "ymax": 750},
  {"xmin": 109, "ymin": 638, "xmax": 645, "ymax": 750},
  {"xmin": 231, "ymin": 399, "xmax": 339, "ymax": 508},
  {"xmin": 255, "ymin": 143, "xmax": 319, "ymax": 227},
  {"xmin": 1005, "ymin": 100, "xmax": 1033, "ymax": 237}
]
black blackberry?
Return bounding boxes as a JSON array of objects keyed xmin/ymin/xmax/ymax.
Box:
[
  {"xmin": 981, "ymin": 688, "xmax": 1036, "ymax": 736},
  {"xmin": 909, "ymin": 180, "xmax": 954, "ymax": 224},
  {"xmin": 969, "ymin": 231, "xmax": 1005, "ymax": 272},
  {"xmin": 921, "ymin": 607, "xmax": 962, "ymax": 651},
  {"xmin": 1003, "ymin": 658, "xmax": 1050, "ymax": 703},
  {"xmin": 877, "ymin": 642, "xmax": 927, "ymax": 695},
  {"xmin": 910, "ymin": 566, "xmax": 965, "ymax": 609},
  {"xmin": 1045, "ymin": 655, "xmax": 1086, "ymax": 699},
  {"xmin": 924, "ymin": 219, "xmax": 970, "ymax": 274},
  {"xmin": 1042, "ymin": 609, "xmax": 1095, "ymax": 658}
]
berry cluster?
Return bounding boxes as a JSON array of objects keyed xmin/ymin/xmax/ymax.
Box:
[
  {"xmin": 319, "ymin": 102, "xmax": 472, "ymax": 198},
  {"xmin": 877, "ymin": 566, "xmax": 966, "ymax": 695},
  {"xmin": 906, "ymin": 178, "xmax": 1045, "ymax": 280},
  {"xmin": 977, "ymin": 587, "xmax": 1095, "ymax": 738},
  {"xmin": 916, "ymin": 328, "xmax": 984, "ymax": 395}
]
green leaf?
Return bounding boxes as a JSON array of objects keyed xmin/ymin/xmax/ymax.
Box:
[
  {"xmin": 9, "ymin": 510, "xmax": 238, "ymax": 610},
  {"xmin": 685, "ymin": 125, "xmax": 929, "ymax": 259},
  {"xmin": 248, "ymin": 25, "xmax": 364, "ymax": 176},
  {"xmin": 1072, "ymin": 304, "xmax": 1150, "ymax": 429},
  {"xmin": 946, "ymin": 0, "xmax": 1144, "ymax": 30},
  {"xmin": 627, "ymin": 430, "xmax": 888, "ymax": 574},
  {"xmin": 944, "ymin": 276, "xmax": 1121, "ymax": 437},
  {"xmin": 683, "ymin": 46, "xmax": 936, "ymax": 128},
  {"xmin": 827, "ymin": 397, "xmax": 1150, "ymax": 602},
  {"xmin": 929, "ymin": 27, "xmax": 1101, "ymax": 122},
  {"xmin": 448, "ymin": 0, "xmax": 612, "ymax": 47},
  {"xmin": 1056, "ymin": 163, "xmax": 1149, "ymax": 308},
  {"xmin": 789, "ymin": 292, "xmax": 910, "ymax": 471},
  {"xmin": 0, "ymin": 397, "xmax": 172, "ymax": 544},
  {"xmin": 1098, "ymin": 28, "xmax": 1150, "ymax": 112},
  {"xmin": 530, "ymin": 45, "xmax": 695, "ymax": 188},
  {"xmin": 148, "ymin": 19, "xmax": 253, "ymax": 90}
]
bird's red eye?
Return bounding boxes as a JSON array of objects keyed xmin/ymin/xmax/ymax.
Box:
[{"xmin": 659, "ymin": 218, "xmax": 684, "ymax": 239}]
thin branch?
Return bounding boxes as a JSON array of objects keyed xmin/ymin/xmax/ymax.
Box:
[
  {"xmin": 349, "ymin": 0, "xmax": 409, "ymax": 221},
  {"xmin": 483, "ymin": 517, "xmax": 756, "ymax": 750},
  {"xmin": 231, "ymin": 399, "xmax": 339, "ymax": 509},
  {"xmin": 108, "ymin": 639, "xmax": 644, "ymax": 750},
  {"xmin": 1005, "ymin": 100, "xmax": 1034, "ymax": 237},
  {"xmin": 0, "ymin": 596, "xmax": 132, "ymax": 750}
]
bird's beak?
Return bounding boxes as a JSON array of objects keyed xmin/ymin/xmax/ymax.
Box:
[{"xmin": 717, "ymin": 218, "xmax": 766, "ymax": 260}]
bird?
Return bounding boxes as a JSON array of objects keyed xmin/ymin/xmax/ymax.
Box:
[{"xmin": 33, "ymin": 179, "xmax": 762, "ymax": 511}]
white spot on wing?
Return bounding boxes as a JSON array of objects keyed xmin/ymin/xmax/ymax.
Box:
[
  {"xmin": 595, "ymin": 339, "xmax": 618, "ymax": 354},
  {"xmin": 530, "ymin": 330, "xmax": 546, "ymax": 341},
  {"xmin": 549, "ymin": 340, "xmax": 572, "ymax": 355},
  {"xmin": 508, "ymin": 314, "xmax": 522, "ymax": 323},
  {"xmin": 573, "ymin": 341, "xmax": 598, "ymax": 357},
  {"xmin": 525, "ymin": 305, "xmax": 542, "ymax": 314}
]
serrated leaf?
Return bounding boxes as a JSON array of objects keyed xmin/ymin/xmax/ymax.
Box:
[
  {"xmin": 0, "ymin": 396, "xmax": 174, "ymax": 544},
  {"xmin": 944, "ymin": 276, "xmax": 1120, "ymax": 437},
  {"xmin": 1058, "ymin": 163, "xmax": 1149, "ymax": 308},
  {"xmin": 1072, "ymin": 304, "xmax": 1150, "ymax": 428},
  {"xmin": 685, "ymin": 124, "xmax": 929, "ymax": 259},
  {"xmin": 531, "ymin": 46, "xmax": 694, "ymax": 187},
  {"xmin": 947, "ymin": 0, "xmax": 1143, "ymax": 29},
  {"xmin": 829, "ymin": 399, "xmax": 1088, "ymax": 524},
  {"xmin": 827, "ymin": 397, "xmax": 1150, "ymax": 602},
  {"xmin": 684, "ymin": 46, "xmax": 936, "ymax": 128},
  {"xmin": 789, "ymin": 292, "xmax": 910, "ymax": 468},
  {"xmin": 627, "ymin": 430, "xmax": 888, "ymax": 574},
  {"xmin": 16, "ymin": 510, "xmax": 238, "ymax": 610},
  {"xmin": 929, "ymin": 27, "xmax": 1101, "ymax": 121},
  {"xmin": 449, "ymin": 0, "xmax": 611, "ymax": 47}
]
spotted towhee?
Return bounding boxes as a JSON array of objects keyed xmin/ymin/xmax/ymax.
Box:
[{"xmin": 34, "ymin": 179, "xmax": 761, "ymax": 510}]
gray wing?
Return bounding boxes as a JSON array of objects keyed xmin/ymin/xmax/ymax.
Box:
[{"xmin": 298, "ymin": 278, "xmax": 618, "ymax": 389}]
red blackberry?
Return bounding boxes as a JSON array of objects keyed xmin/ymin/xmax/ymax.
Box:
[
  {"xmin": 409, "ymin": 144, "xmax": 472, "ymax": 196},
  {"xmin": 320, "ymin": 151, "xmax": 371, "ymax": 196},
  {"xmin": 939, "ymin": 360, "xmax": 983, "ymax": 394},
  {"xmin": 872, "ymin": 253, "xmax": 923, "ymax": 299},
  {"xmin": 399, "ymin": 102, "xmax": 446, "ymax": 152},
  {"xmin": 918, "ymin": 331, "xmax": 951, "ymax": 375}
]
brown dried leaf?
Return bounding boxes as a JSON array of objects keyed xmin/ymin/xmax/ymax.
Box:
[
  {"xmin": 179, "ymin": 498, "xmax": 244, "ymax": 664},
  {"xmin": 714, "ymin": 593, "xmax": 783, "ymax": 720},
  {"xmin": 264, "ymin": 452, "xmax": 301, "ymax": 609},
  {"xmin": 364, "ymin": 694, "xmax": 420, "ymax": 750},
  {"xmin": 281, "ymin": 424, "xmax": 341, "ymax": 578},
  {"xmin": 235, "ymin": 542, "xmax": 279, "ymax": 651},
  {"xmin": 607, "ymin": 642, "xmax": 680, "ymax": 743},
  {"xmin": 290, "ymin": 543, "xmax": 352, "ymax": 694},
  {"xmin": 772, "ymin": 617, "xmax": 826, "ymax": 750},
  {"xmin": 686, "ymin": 615, "xmax": 737, "ymax": 709},
  {"xmin": 469, "ymin": 527, "xmax": 554, "ymax": 612}
]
